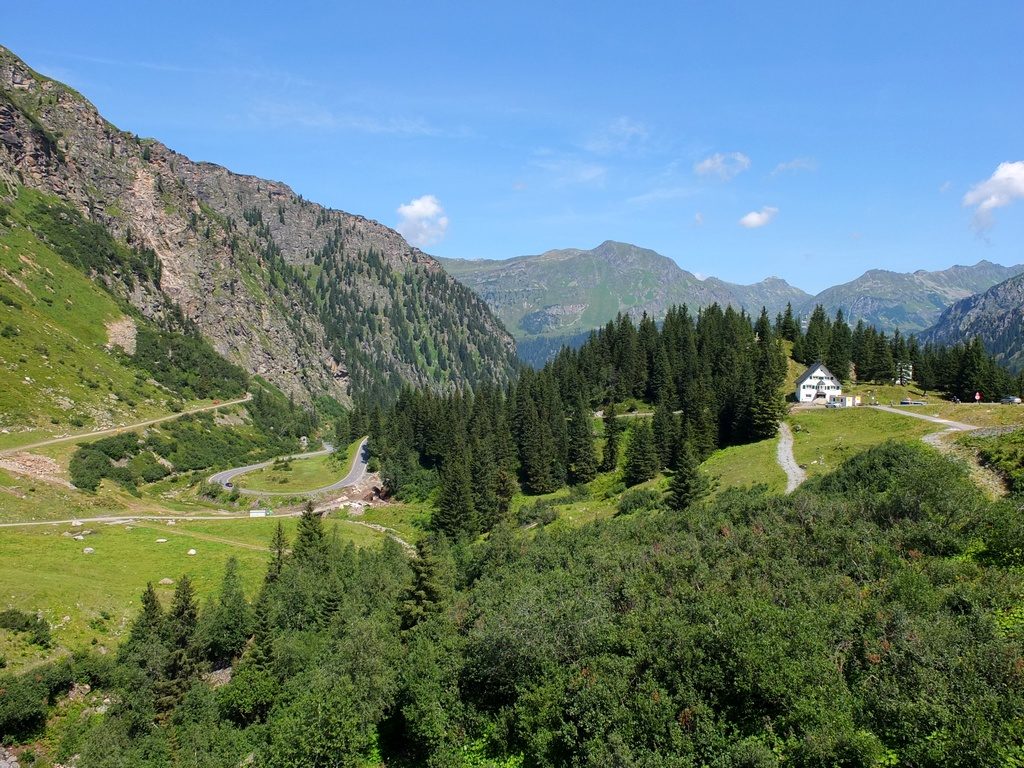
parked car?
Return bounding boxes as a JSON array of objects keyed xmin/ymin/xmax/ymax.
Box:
[
  {"xmin": 900, "ymin": 399, "xmax": 926, "ymax": 406},
  {"xmin": 825, "ymin": 402, "xmax": 840, "ymax": 409},
  {"xmin": 1001, "ymin": 395, "xmax": 1022, "ymax": 404}
]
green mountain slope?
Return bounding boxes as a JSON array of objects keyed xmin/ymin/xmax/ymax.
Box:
[
  {"xmin": 442, "ymin": 239, "xmax": 1022, "ymax": 353},
  {"xmin": 799, "ymin": 261, "xmax": 1024, "ymax": 333},
  {"xmin": 0, "ymin": 185, "xmax": 251, "ymax": 443},
  {"xmin": 919, "ymin": 273, "xmax": 1024, "ymax": 371},
  {"xmin": 0, "ymin": 45, "xmax": 516, "ymax": 406},
  {"xmin": 440, "ymin": 240, "xmax": 809, "ymax": 339}
]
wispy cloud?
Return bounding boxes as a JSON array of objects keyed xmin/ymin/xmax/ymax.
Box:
[
  {"xmin": 583, "ymin": 117, "xmax": 648, "ymax": 154},
  {"xmin": 739, "ymin": 206, "xmax": 778, "ymax": 229},
  {"xmin": 962, "ymin": 161, "xmax": 1024, "ymax": 234},
  {"xmin": 250, "ymin": 101, "xmax": 454, "ymax": 136},
  {"xmin": 694, "ymin": 211, "xmax": 704, "ymax": 226},
  {"xmin": 938, "ymin": 180, "xmax": 952, "ymax": 194},
  {"xmin": 532, "ymin": 155, "xmax": 607, "ymax": 186},
  {"xmin": 46, "ymin": 50, "xmax": 316, "ymax": 88},
  {"xmin": 694, "ymin": 151, "xmax": 750, "ymax": 180},
  {"xmin": 397, "ymin": 195, "xmax": 449, "ymax": 247},
  {"xmin": 771, "ymin": 157, "xmax": 817, "ymax": 176},
  {"xmin": 625, "ymin": 186, "xmax": 696, "ymax": 206}
]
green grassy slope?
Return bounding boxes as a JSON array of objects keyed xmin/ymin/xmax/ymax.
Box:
[{"xmin": 0, "ymin": 191, "xmax": 179, "ymax": 445}]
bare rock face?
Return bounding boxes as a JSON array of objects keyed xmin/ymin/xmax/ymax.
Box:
[{"xmin": 0, "ymin": 46, "xmax": 516, "ymax": 403}]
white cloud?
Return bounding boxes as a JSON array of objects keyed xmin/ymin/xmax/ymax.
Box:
[
  {"xmin": 694, "ymin": 211, "xmax": 704, "ymax": 226},
  {"xmin": 584, "ymin": 117, "xmax": 648, "ymax": 154},
  {"xmin": 963, "ymin": 161, "xmax": 1024, "ymax": 233},
  {"xmin": 397, "ymin": 195, "xmax": 449, "ymax": 247},
  {"xmin": 739, "ymin": 206, "xmax": 778, "ymax": 229},
  {"xmin": 694, "ymin": 151, "xmax": 750, "ymax": 180},
  {"xmin": 938, "ymin": 180, "xmax": 952, "ymax": 194},
  {"xmin": 771, "ymin": 157, "xmax": 817, "ymax": 176}
]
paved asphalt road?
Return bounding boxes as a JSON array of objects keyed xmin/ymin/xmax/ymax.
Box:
[{"xmin": 209, "ymin": 437, "xmax": 370, "ymax": 497}]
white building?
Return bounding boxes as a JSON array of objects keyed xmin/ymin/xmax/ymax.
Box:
[{"xmin": 795, "ymin": 361, "xmax": 842, "ymax": 403}]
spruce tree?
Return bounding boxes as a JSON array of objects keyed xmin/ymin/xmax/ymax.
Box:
[
  {"xmin": 292, "ymin": 506, "xmax": 328, "ymax": 566},
  {"xmin": 566, "ymin": 397, "xmax": 597, "ymax": 485},
  {"xmin": 803, "ymin": 305, "xmax": 832, "ymax": 364},
  {"xmin": 400, "ymin": 536, "xmax": 456, "ymax": 630},
  {"xmin": 600, "ymin": 403, "xmax": 622, "ymax": 472},
  {"xmin": 826, "ymin": 309, "xmax": 853, "ymax": 382},
  {"xmin": 196, "ymin": 556, "xmax": 253, "ymax": 665},
  {"xmin": 652, "ymin": 397, "xmax": 679, "ymax": 469},
  {"xmin": 623, "ymin": 420, "xmax": 658, "ymax": 487},
  {"xmin": 433, "ymin": 441, "xmax": 476, "ymax": 540},
  {"xmin": 267, "ymin": 521, "xmax": 288, "ymax": 583},
  {"xmin": 750, "ymin": 309, "xmax": 787, "ymax": 440},
  {"xmin": 469, "ymin": 434, "xmax": 499, "ymax": 530},
  {"xmin": 666, "ymin": 443, "xmax": 710, "ymax": 512},
  {"xmin": 155, "ymin": 575, "xmax": 199, "ymax": 714}
]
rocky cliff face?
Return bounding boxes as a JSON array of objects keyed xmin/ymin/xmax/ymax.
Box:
[
  {"xmin": 920, "ymin": 274, "xmax": 1024, "ymax": 372},
  {"xmin": 0, "ymin": 46, "xmax": 516, "ymax": 403}
]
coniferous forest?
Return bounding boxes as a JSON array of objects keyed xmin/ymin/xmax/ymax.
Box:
[{"xmin": 369, "ymin": 305, "xmax": 788, "ymax": 540}]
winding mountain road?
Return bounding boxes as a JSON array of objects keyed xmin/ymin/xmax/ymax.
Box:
[
  {"xmin": 209, "ymin": 437, "xmax": 370, "ymax": 497},
  {"xmin": 0, "ymin": 393, "xmax": 253, "ymax": 456}
]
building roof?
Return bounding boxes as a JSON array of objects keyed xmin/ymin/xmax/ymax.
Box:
[{"xmin": 795, "ymin": 361, "xmax": 837, "ymax": 388}]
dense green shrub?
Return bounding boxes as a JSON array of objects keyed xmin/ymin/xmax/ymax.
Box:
[
  {"xmin": 89, "ymin": 433, "xmax": 140, "ymax": 461},
  {"xmin": 68, "ymin": 448, "xmax": 111, "ymax": 492},
  {"xmin": 132, "ymin": 326, "xmax": 248, "ymax": 400},
  {"xmin": 616, "ymin": 486, "xmax": 662, "ymax": 515},
  {"xmin": 0, "ymin": 608, "xmax": 51, "ymax": 647}
]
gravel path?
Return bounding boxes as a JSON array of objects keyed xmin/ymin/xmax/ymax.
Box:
[
  {"xmin": 871, "ymin": 405, "xmax": 1011, "ymax": 497},
  {"xmin": 777, "ymin": 422, "xmax": 806, "ymax": 494},
  {"xmin": 0, "ymin": 393, "xmax": 253, "ymax": 457},
  {"xmin": 869, "ymin": 404, "xmax": 975, "ymax": 431}
]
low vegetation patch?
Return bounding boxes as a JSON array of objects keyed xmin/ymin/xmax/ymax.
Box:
[{"xmin": 963, "ymin": 428, "xmax": 1024, "ymax": 496}]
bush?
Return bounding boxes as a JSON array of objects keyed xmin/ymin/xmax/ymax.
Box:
[
  {"xmin": 199, "ymin": 482, "xmax": 224, "ymax": 500},
  {"xmin": 616, "ymin": 487, "xmax": 662, "ymax": 516},
  {"xmin": 127, "ymin": 451, "xmax": 170, "ymax": 483},
  {"xmin": 89, "ymin": 433, "xmax": 139, "ymax": 461},
  {"xmin": 69, "ymin": 448, "xmax": 111, "ymax": 492},
  {"xmin": 0, "ymin": 672, "xmax": 48, "ymax": 739},
  {"xmin": 0, "ymin": 609, "xmax": 51, "ymax": 647}
]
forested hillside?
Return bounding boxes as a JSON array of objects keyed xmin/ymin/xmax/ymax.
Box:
[
  {"xmin": 780, "ymin": 303, "xmax": 1022, "ymax": 400},
  {"xmin": 920, "ymin": 273, "xmax": 1024, "ymax": 373},
  {"xmin": 371, "ymin": 305, "xmax": 788, "ymax": 540}
]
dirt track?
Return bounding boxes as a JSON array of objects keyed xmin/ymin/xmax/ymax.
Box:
[{"xmin": 776, "ymin": 422, "xmax": 806, "ymax": 494}]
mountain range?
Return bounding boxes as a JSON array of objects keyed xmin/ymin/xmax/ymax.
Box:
[
  {"xmin": 0, "ymin": 46, "xmax": 517, "ymax": 415},
  {"xmin": 920, "ymin": 273, "xmax": 1024, "ymax": 372},
  {"xmin": 440, "ymin": 241, "xmax": 1023, "ymax": 345}
]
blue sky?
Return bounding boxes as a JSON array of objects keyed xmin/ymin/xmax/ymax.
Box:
[{"xmin": 5, "ymin": 1, "xmax": 1023, "ymax": 292}]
